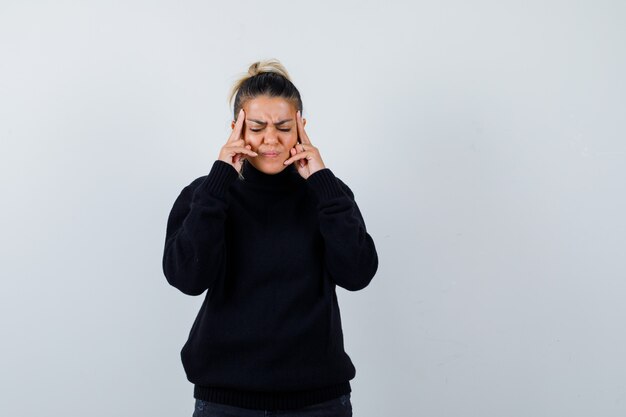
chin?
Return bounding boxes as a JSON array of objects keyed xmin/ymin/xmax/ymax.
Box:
[{"xmin": 251, "ymin": 159, "xmax": 287, "ymax": 174}]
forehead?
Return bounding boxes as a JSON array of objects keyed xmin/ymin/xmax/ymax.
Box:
[{"xmin": 244, "ymin": 96, "xmax": 295, "ymax": 121}]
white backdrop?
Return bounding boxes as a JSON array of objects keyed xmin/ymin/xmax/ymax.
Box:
[{"xmin": 1, "ymin": 1, "xmax": 625, "ymax": 416}]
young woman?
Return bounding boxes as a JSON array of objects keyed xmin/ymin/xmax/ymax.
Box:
[{"xmin": 162, "ymin": 58, "xmax": 379, "ymax": 417}]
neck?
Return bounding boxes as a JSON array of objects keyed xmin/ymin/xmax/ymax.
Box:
[{"xmin": 240, "ymin": 159, "xmax": 299, "ymax": 189}]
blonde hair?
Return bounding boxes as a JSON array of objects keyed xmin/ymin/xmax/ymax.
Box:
[{"xmin": 227, "ymin": 58, "xmax": 303, "ymax": 122}]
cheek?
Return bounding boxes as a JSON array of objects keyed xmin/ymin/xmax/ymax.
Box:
[
  {"xmin": 244, "ymin": 132, "xmax": 261, "ymax": 144},
  {"xmin": 285, "ymin": 132, "xmax": 298, "ymax": 145}
]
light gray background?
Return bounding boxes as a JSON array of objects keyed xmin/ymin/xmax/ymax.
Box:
[{"xmin": 1, "ymin": 1, "xmax": 625, "ymax": 416}]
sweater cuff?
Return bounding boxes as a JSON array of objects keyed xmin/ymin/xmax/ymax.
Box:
[
  {"xmin": 306, "ymin": 168, "xmax": 345, "ymax": 201},
  {"xmin": 195, "ymin": 160, "xmax": 239, "ymax": 200}
]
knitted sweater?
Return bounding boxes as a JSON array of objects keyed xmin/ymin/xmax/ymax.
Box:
[{"xmin": 162, "ymin": 159, "xmax": 378, "ymax": 410}]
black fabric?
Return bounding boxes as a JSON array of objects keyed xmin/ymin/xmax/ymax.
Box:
[{"xmin": 162, "ymin": 159, "xmax": 378, "ymax": 410}]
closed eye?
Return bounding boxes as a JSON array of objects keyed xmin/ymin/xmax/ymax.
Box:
[{"xmin": 251, "ymin": 128, "xmax": 291, "ymax": 132}]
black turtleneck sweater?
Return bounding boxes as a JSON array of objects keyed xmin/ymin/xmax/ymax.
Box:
[{"xmin": 162, "ymin": 159, "xmax": 378, "ymax": 410}]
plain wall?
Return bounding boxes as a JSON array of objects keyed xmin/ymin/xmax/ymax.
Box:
[{"xmin": 1, "ymin": 1, "xmax": 625, "ymax": 416}]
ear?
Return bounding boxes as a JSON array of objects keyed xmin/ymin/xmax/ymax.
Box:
[
  {"xmin": 231, "ymin": 120, "xmax": 235, "ymax": 129},
  {"xmin": 303, "ymin": 118, "xmax": 307, "ymax": 128}
]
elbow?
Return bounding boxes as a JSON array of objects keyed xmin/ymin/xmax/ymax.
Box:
[
  {"xmin": 177, "ymin": 285, "xmax": 208, "ymax": 297},
  {"xmin": 348, "ymin": 248, "xmax": 379, "ymax": 291},
  {"xmin": 346, "ymin": 266, "xmax": 378, "ymax": 292},
  {"xmin": 327, "ymin": 242, "xmax": 379, "ymax": 292},
  {"xmin": 166, "ymin": 274, "xmax": 208, "ymax": 296},
  {"xmin": 163, "ymin": 267, "xmax": 209, "ymax": 296},
  {"xmin": 342, "ymin": 278, "xmax": 372, "ymax": 292},
  {"xmin": 332, "ymin": 255, "xmax": 378, "ymax": 292},
  {"xmin": 162, "ymin": 255, "xmax": 210, "ymax": 296}
]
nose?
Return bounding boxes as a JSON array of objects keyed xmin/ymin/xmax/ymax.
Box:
[{"xmin": 263, "ymin": 129, "xmax": 279, "ymax": 144}]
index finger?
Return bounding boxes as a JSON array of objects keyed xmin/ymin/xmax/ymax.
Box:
[
  {"xmin": 296, "ymin": 110, "xmax": 311, "ymax": 145},
  {"xmin": 228, "ymin": 108, "xmax": 246, "ymax": 143}
]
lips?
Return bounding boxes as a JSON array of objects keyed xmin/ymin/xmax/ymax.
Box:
[{"xmin": 261, "ymin": 151, "xmax": 281, "ymax": 156}]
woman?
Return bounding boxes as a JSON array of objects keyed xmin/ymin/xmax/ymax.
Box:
[{"xmin": 162, "ymin": 59, "xmax": 379, "ymax": 417}]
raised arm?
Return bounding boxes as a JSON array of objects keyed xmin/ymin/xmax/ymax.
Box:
[
  {"xmin": 162, "ymin": 160, "xmax": 239, "ymax": 295},
  {"xmin": 306, "ymin": 168, "xmax": 379, "ymax": 291}
]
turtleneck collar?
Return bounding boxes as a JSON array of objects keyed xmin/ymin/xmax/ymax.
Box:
[{"xmin": 240, "ymin": 159, "xmax": 300, "ymax": 189}]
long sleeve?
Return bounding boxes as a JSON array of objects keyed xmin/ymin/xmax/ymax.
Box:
[
  {"xmin": 162, "ymin": 160, "xmax": 239, "ymax": 296},
  {"xmin": 306, "ymin": 168, "xmax": 379, "ymax": 291}
]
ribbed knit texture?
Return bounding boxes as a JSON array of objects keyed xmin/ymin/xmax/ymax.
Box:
[{"xmin": 162, "ymin": 159, "xmax": 378, "ymax": 410}]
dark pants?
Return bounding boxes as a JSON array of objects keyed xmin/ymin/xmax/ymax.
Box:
[{"xmin": 192, "ymin": 393, "xmax": 352, "ymax": 417}]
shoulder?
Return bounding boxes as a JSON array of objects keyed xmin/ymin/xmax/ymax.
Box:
[
  {"xmin": 307, "ymin": 168, "xmax": 355, "ymax": 199},
  {"xmin": 180, "ymin": 175, "xmax": 207, "ymax": 193},
  {"xmin": 335, "ymin": 176, "xmax": 355, "ymax": 199},
  {"xmin": 189, "ymin": 175, "xmax": 207, "ymax": 189},
  {"xmin": 173, "ymin": 175, "xmax": 207, "ymax": 203}
]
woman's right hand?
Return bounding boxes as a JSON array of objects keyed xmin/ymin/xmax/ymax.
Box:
[{"xmin": 218, "ymin": 108, "xmax": 257, "ymax": 173}]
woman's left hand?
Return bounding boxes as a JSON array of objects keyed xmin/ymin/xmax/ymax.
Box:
[{"xmin": 283, "ymin": 110, "xmax": 326, "ymax": 179}]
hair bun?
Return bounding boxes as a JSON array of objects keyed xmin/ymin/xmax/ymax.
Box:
[
  {"xmin": 245, "ymin": 59, "xmax": 291, "ymax": 80},
  {"xmin": 248, "ymin": 62, "xmax": 260, "ymax": 76},
  {"xmin": 228, "ymin": 58, "xmax": 302, "ymax": 121}
]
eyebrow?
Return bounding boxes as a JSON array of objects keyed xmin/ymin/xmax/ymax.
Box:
[{"xmin": 246, "ymin": 118, "xmax": 293, "ymax": 126}]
